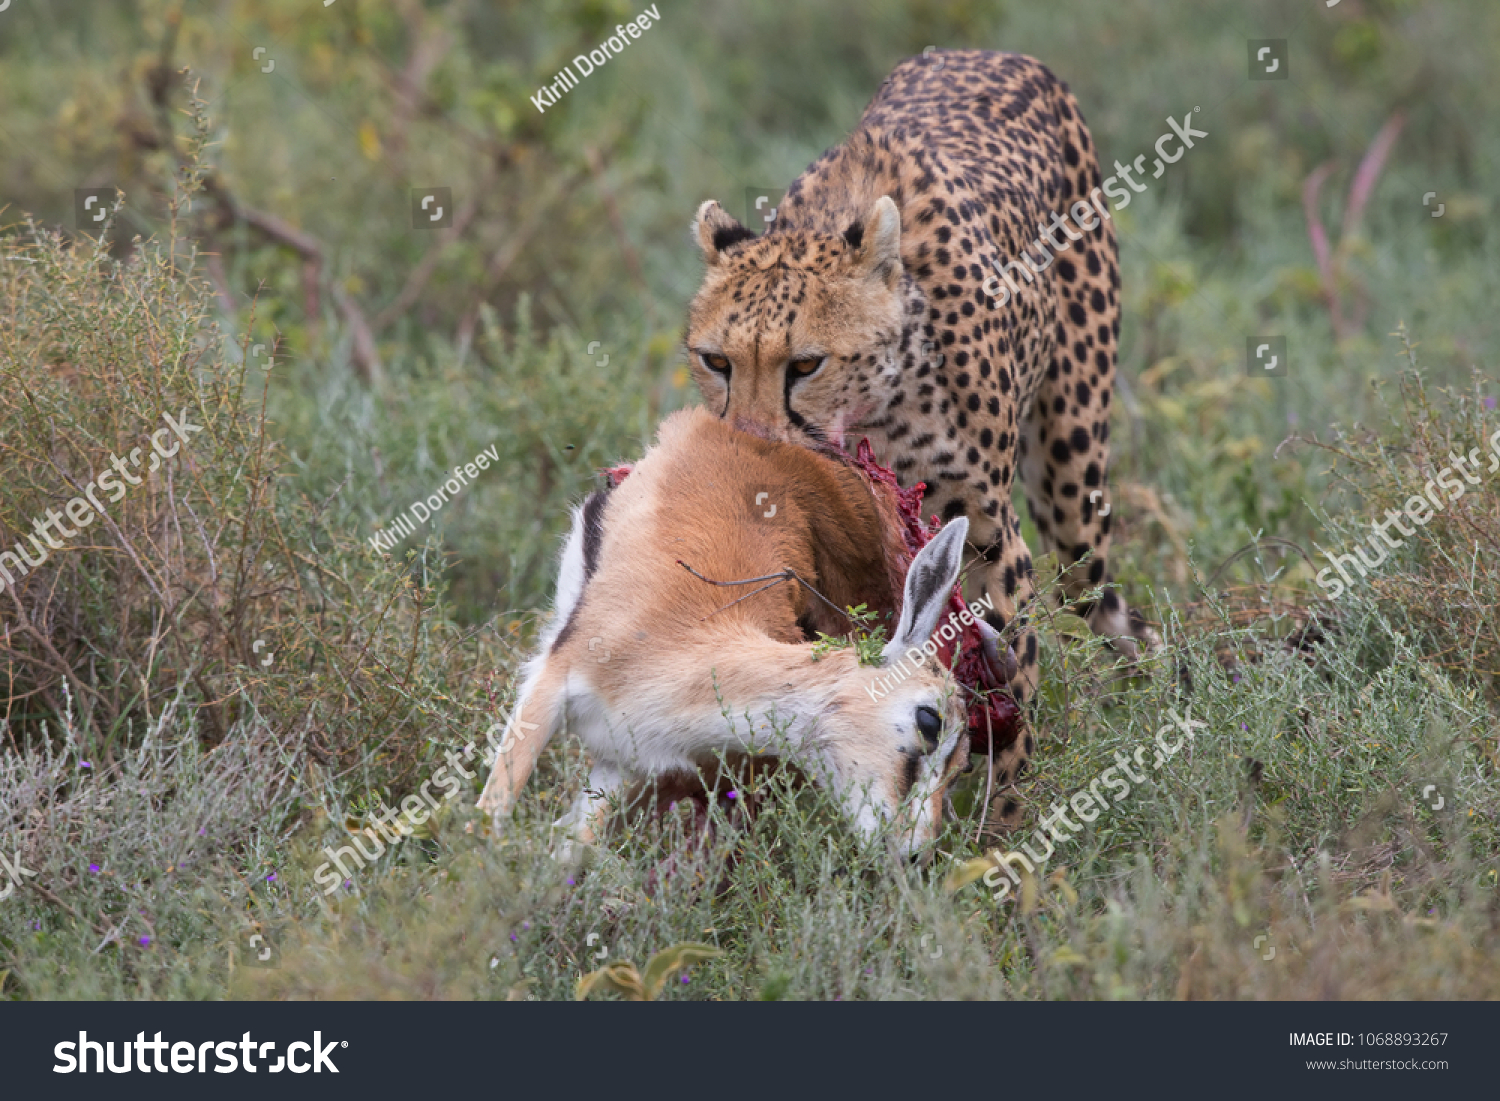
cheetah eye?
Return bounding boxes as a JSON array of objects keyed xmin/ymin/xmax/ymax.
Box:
[
  {"xmin": 788, "ymin": 355, "xmax": 826, "ymax": 378},
  {"xmin": 698, "ymin": 352, "xmax": 731, "ymax": 376}
]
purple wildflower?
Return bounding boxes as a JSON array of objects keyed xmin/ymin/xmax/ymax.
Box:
[
  {"xmin": 264, "ymin": 873, "xmax": 276, "ymax": 883},
  {"xmin": 725, "ymin": 790, "xmax": 738, "ymax": 800},
  {"xmin": 1485, "ymin": 396, "xmax": 1497, "ymax": 410},
  {"xmin": 80, "ymin": 761, "xmax": 91, "ymax": 769},
  {"xmin": 680, "ymin": 974, "xmax": 690, "ymax": 985},
  {"xmin": 138, "ymin": 935, "xmax": 151, "ymax": 948},
  {"xmin": 566, "ymin": 877, "xmax": 575, "ymax": 886},
  {"xmin": 88, "ymin": 863, "xmax": 100, "ymax": 874}
]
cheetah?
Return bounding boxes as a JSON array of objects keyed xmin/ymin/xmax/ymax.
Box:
[{"xmin": 684, "ymin": 50, "xmax": 1157, "ymax": 819}]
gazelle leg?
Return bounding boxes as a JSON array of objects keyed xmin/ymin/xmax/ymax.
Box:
[
  {"xmin": 552, "ymin": 761, "xmax": 625, "ymax": 860},
  {"xmin": 476, "ymin": 669, "xmax": 564, "ymax": 818}
]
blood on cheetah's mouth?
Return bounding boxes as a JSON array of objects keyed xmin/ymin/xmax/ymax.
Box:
[{"xmin": 828, "ymin": 404, "xmax": 878, "ymax": 447}]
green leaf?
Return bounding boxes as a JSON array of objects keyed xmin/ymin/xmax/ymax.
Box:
[
  {"xmin": 1032, "ymin": 552, "xmax": 1060, "ymax": 589},
  {"xmin": 1049, "ymin": 613, "xmax": 1093, "ymax": 640}
]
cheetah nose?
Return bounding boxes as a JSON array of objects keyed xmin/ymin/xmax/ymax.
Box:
[{"xmin": 975, "ymin": 619, "xmax": 1018, "ymax": 685}]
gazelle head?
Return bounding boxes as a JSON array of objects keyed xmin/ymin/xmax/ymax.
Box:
[{"xmin": 765, "ymin": 516, "xmax": 970, "ymax": 856}]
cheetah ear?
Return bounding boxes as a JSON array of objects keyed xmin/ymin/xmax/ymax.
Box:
[
  {"xmin": 850, "ymin": 195, "xmax": 902, "ymax": 290},
  {"xmin": 693, "ymin": 200, "xmax": 758, "ymax": 264}
]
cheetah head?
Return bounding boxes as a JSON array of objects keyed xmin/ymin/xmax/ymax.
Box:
[{"xmin": 685, "ymin": 195, "xmax": 906, "ymax": 448}]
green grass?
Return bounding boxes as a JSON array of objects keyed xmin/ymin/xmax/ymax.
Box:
[{"xmin": 1, "ymin": 0, "xmax": 1498, "ymax": 1000}]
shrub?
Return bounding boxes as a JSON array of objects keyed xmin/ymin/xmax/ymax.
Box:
[{"xmin": 0, "ymin": 156, "xmax": 510, "ymax": 831}]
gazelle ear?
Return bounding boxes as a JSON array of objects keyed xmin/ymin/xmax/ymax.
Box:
[
  {"xmin": 693, "ymin": 200, "xmax": 758, "ymax": 263},
  {"xmin": 883, "ymin": 516, "xmax": 967, "ymax": 662}
]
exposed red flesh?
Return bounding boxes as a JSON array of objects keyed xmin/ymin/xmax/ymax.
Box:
[{"xmin": 848, "ymin": 439, "xmax": 1021, "ymax": 756}]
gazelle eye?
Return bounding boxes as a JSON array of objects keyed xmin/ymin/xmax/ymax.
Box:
[
  {"xmin": 915, "ymin": 705, "xmax": 943, "ymax": 749},
  {"xmin": 699, "ymin": 352, "xmax": 731, "ymax": 374},
  {"xmin": 788, "ymin": 355, "xmax": 826, "ymax": 378}
]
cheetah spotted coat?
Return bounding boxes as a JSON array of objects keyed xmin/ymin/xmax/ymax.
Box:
[{"xmin": 685, "ymin": 50, "xmax": 1156, "ymax": 822}]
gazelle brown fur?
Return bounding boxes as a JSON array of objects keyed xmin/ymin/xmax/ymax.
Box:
[{"xmin": 475, "ymin": 406, "xmax": 972, "ymax": 855}]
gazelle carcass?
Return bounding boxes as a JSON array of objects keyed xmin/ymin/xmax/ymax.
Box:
[{"xmin": 475, "ymin": 406, "xmax": 974, "ymax": 855}]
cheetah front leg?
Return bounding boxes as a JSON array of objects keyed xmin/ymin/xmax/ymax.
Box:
[
  {"xmin": 965, "ymin": 503, "xmax": 1042, "ymax": 832},
  {"xmin": 1017, "ymin": 358, "xmax": 1159, "ymax": 661},
  {"xmin": 1016, "ymin": 199, "xmax": 1158, "ymax": 662}
]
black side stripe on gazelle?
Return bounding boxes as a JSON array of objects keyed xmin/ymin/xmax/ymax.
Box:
[
  {"xmin": 551, "ymin": 484, "xmax": 612, "ymax": 654},
  {"xmin": 580, "ymin": 486, "xmax": 611, "ymax": 580}
]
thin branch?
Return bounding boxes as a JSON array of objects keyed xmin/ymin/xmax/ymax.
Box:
[
  {"xmin": 197, "ymin": 174, "xmax": 384, "ymax": 386},
  {"xmin": 26, "ymin": 878, "xmax": 111, "ymax": 938},
  {"xmin": 583, "ymin": 143, "xmax": 655, "ymax": 325},
  {"xmin": 676, "ymin": 559, "xmax": 848, "ymax": 624},
  {"xmin": 371, "ymin": 160, "xmax": 497, "ymax": 333},
  {"xmin": 455, "ymin": 166, "xmax": 587, "ymax": 355},
  {"xmin": 1202, "ymin": 537, "xmax": 1318, "ymax": 592},
  {"xmin": 2, "ymin": 576, "xmax": 110, "ymax": 719}
]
